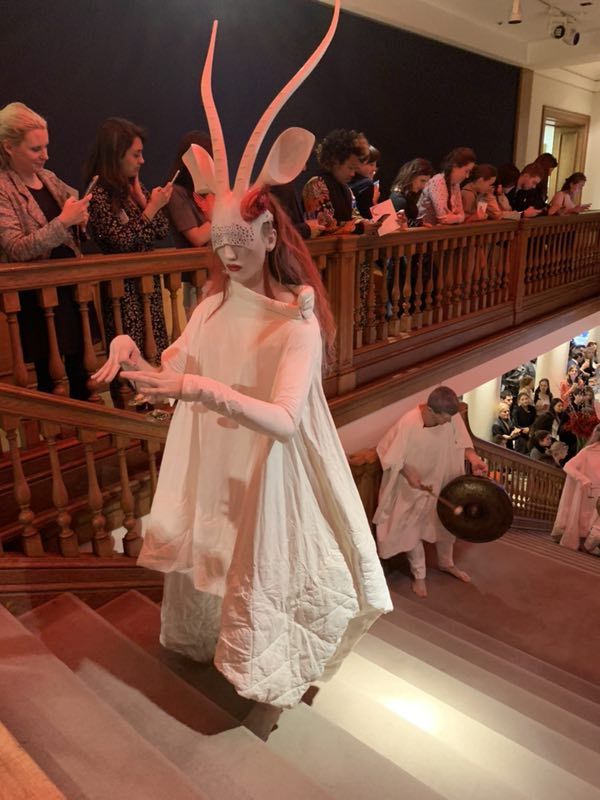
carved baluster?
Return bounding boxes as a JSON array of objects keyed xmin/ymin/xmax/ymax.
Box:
[
  {"xmin": 413, "ymin": 245, "xmax": 424, "ymax": 329},
  {"xmin": 0, "ymin": 291, "xmax": 29, "ymax": 388},
  {"xmin": 2, "ymin": 414, "xmax": 43, "ymax": 556},
  {"xmin": 78, "ymin": 428, "xmax": 113, "ymax": 557},
  {"xmin": 353, "ymin": 249, "xmax": 364, "ymax": 349},
  {"xmin": 423, "ymin": 242, "xmax": 435, "ymax": 326},
  {"xmin": 106, "ymin": 279, "xmax": 134, "ymax": 407},
  {"xmin": 37, "ymin": 287, "xmax": 68, "ymax": 395},
  {"xmin": 399, "ymin": 243, "xmax": 415, "ymax": 333},
  {"xmin": 139, "ymin": 275, "xmax": 158, "ymax": 365},
  {"xmin": 114, "ymin": 434, "xmax": 141, "ymax": 557},
  {"xmin": 479, "ymin": 233, "xmax": 491, "ymax": 310},
  {"xmin": 432, "ymin": 242, "xmax": 445, "ymax": 324},
  {"xmin": 164, "ymin": 272, "xmax": 184, "ymax": 343},
  {"xmin": 143, "ymin": 439, "xmax": 161, "ymax": 495},
  {"xmin": 470, "ymin": 237, "xmax": 482, "ymax": 313},
  {"xmin": 40, "ymin": 420, "xmax": 78, "ymax": 557},
  {"xmin": 501, "ymin": 231, "xmax": 513, "ymax": 302},
  {"xmin": 442, "ymin": 240, "xmax": 457, "ymax": 320},
  {"xmin": 376, "ymin": 247, "xmax": 389, "ymax": 342},
  {"xmin": 452, "ymin": 236, "xmax": 466, "ymax": 318},
  {"xmin": 389, "ymin": 251, "xmax": 401, "ymax": 336},
  {"xmin": 74, "ymin": 283, "xmax": 101, "ymax": 404},
  {"xmin": 365, "ymin": 250, "xmax": 377, "ymax": 345}
]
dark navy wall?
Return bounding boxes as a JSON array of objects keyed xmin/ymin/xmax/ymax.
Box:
[{"xmin": 1, "ymin": 0, "xmax": 519, "ymax": 198}]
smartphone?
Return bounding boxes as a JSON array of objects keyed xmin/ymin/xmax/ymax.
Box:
[{"xmin": 83, "ymin": 174, "xmax": 99, "ymax": 197}]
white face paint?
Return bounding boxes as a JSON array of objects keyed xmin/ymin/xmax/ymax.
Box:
[{"xmin": 213, "ymin": 193, "xmax": 277, "ymax": 292}]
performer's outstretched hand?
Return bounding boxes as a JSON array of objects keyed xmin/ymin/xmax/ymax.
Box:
[
  {"xmin": 120, "ymin": 369, "xmax": 183, "ymax": 403},
  {"xmin": 93, "ymin": 335, "xmax": 142, "ymax": 384}
]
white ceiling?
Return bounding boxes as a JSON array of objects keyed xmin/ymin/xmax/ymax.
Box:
[{"xmin": 321, "ymin": 0, "xmax": 600, "ymax": 83}]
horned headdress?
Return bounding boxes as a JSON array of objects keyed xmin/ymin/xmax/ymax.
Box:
[{"xmin": 183, "ymin": 0, "xmax": 341, "ymax": 250}]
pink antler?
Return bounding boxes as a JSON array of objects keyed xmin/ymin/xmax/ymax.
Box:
[
  {"xmin": 233, "ymin": 0, "xmax": 341, "ymax": 196},
  {"xmin": 201, "ymin": 21, "xmax": 230, "ymax": 196}
]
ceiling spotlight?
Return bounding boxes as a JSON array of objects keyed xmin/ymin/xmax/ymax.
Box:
[
  {"xmin": 509, "ymin": 0, "xmax": 523, "ymax": 23},
  {"xmin": 551, "ymin": 21, "xmax": 567, "ymax": 38},
  {"xmin": 563, "ymin": 23, "xmax": 581, "ymax": 44}
]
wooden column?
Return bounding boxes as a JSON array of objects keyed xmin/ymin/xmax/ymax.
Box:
[
  {"xmin": 77, "ymin": 428, "xmax": 113, "ymax": 557},
  {"xmin": 0, "ymin": 292, "xmax": 28, "ymax": 388},
  {"xmin": 2, "ymin": 414, "xmax": 43, "ymax": 557},
  {"xmin": 40, "ymin": 420, "xmax": 78, "ymax": 557},
  {"xmin": 331, "ymin": 238, "xmax": 357, "ymax": 395},
  {"xmin": 114, "ymin": 434, "xmax": 142, "ymax": 557},
  {"xmin": 138, "ymin": 275, "xmax": 158, "ymax": 365},
  {"xmin": 164, "ymin": 272, "xmax": 183, "ymax": 342},
  {"xmin": 74, "ymin": 283, "xmax": 102, "ymax": 403},
  {"xmin": 37, "ymin": 287, "xmax": 68, "ymax": 395}
]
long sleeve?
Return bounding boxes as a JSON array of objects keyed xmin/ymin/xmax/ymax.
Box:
[
  {"xmin": 0, "ymin": 188, "xmax": 68, "ymax": 261},
  {"xmin": 178, "ymin": 319, "xmax": 321, "ymax": 442},
  {"xmin": 89, "ymin": 184, "xmax": 169, "ymax": 253}
]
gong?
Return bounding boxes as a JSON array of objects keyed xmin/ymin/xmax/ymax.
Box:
[{"xmin": 437, "ymin": 475, "xmax": 513, "ymax": 543}]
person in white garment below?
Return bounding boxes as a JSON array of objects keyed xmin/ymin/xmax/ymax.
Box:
[{"xmin": 374, "ymin": 386, "xmax": 488, "ymax": 598}]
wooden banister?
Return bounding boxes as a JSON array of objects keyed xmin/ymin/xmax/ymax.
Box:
[{"xmin": 0, "ymin": 384, "xmax": 167, "ymax": 442}]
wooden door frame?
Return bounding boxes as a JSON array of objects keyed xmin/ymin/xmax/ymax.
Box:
[{"xmin": 539, "ymin": 105, "xmax": 590, "ymax": 173}]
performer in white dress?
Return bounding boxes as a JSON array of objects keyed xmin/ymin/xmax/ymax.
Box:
[
  {"xmin": 374, "ymin": 387, "xmax": 487, "ymax": 598},
  {"xmin": 94, "ymin": 0, "xmax": 391, "ymax": 738},
  {"xmin": 552, "ymin": 424, "xmax": 600, "ymax": 552}
]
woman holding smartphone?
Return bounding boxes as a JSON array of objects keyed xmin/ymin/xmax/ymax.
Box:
[
  {"xmin": 0, "ymin": 102, "xmax": 97, "ymax": 399},
  {"xmin": 84, "ymin": 117, "xmax": 172, "ymax": 371}
]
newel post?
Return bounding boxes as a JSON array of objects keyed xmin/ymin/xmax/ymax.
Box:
[
  {"xmin": 510, "ymin": 220, "xmax": 529, "ymax": 325},
  {"xmin": 331, "ymin": 236, "xmax": 357, "ymax": 395}
]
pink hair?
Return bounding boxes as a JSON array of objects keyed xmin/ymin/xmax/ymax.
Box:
[{"xmin": 240, "ymin": 186, "xmax": 336, "ymax": 365}]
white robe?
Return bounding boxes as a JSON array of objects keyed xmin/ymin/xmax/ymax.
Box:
[
  {"xmin": 374, "ymin": 407, "xmax": 473, "ymax": 558},
  {"xmin": 551, "ymin": 442, "xmax": 600, "ymax": 550},
  {"xmin": 137, "ymin": 280, "xmax": 392, "ymax": 708}
]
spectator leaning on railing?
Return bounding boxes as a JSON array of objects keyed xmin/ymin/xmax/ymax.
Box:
[{"xmin": 417, "ymin": 147, "xmax": 476, "ymax": 226}]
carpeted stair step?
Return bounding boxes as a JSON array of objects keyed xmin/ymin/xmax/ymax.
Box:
[
  {"xmin": 266, "ymin": 694, "xmax": 446, "ymax": 800},
  {"xmin": 0, "ymin": 604, "xmax": 207, "ymax": 800},
  {"xmin": 89, "ymin": 591, "xmax": 335, "ymax": 799},
  {"xmin": 309, "ymin": 649, "xmax": 600, "ymax": 800},
  {"xmin": 358, "ymin": 623, "xmax": 600, "ymax": 782},
  {"xmin": 98, "ymin": 589, "xmax": 253, "ymax": 721},
  {"xmin": 0, "ymin": 720, "xmax": 66, "ymax": 800},
  {"xmin": 385, "ymin": 589, "xmax": 600, "ymax": 716}
]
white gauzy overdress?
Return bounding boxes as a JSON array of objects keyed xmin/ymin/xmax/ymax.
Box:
[
  {"xmin": 374, "ymin": 408, "xmax": 473, "ymax": 558},
  {"xmin": 137, "ymin": 280, "xmax": 392, "ymax": 708},
  {"xmin": 552, "ymin": 442, "xmax": 600, "ymax": 550}
]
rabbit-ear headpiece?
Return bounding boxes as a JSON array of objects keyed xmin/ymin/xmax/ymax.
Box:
[{"xmin": 183, "ymin": 0, "xmax": 341, "ymax": 250}]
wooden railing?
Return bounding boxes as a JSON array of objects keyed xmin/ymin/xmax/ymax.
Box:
[
  {"xmin": 0, "ymin": 381, "xmax": 565, "ymax": 558},
  {"xmin": 0, "ymin": 385, "xmax": 167, "ymax": 557},
  {"xmin": 348, "ymin": 436, "xmax": 566, "ymax": 532},
  {"xmin": 0, "ymin": 213, "xmax": 599, "ymax": 404}
]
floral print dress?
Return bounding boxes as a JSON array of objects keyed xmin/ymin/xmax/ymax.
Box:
[{"xmin": 88, "ymin": 183, "xmax": 170, "ymax": 361}]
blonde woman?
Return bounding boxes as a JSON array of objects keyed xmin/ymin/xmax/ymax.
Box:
[{"xmin": 0, "ymin": 102, "xmax": 96, "ymax": 398}]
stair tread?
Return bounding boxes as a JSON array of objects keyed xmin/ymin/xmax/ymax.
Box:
[
  {"xmin": 267, "ymin": 695, "xmax": 446, "ymax": 800},
  {"xmin": 0, "ymin": 604, "xmax": 206, "ymax": 800},
  {"xmin": 387, "ymin": 588, "xmax": 600, "ymax": 707},
  {"xmin": 311, "ymin": 652, "xmax": 600, "ymax": 800},
  {"xmin": 359, "ymin": 624, "xmax": 600, "ymax": 775},
  {"xmin": 98, "ymin": 590, "xmax": 253, "ymax": 720},
  {"xmin": 92, "ymin": 590, "xmax": 334, "ymax": 799}
]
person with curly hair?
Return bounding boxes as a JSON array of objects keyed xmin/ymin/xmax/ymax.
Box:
[{"xmin": 302, "ymin": 129, "xmax": 378, "ymax": 234}]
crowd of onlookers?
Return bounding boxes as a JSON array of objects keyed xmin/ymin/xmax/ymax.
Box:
[
  {"xmin": 0, "ymin": 101, "xmax": 593, "ymax": 402},
  {"xmin": 491, "ymin": 341, "xmax": 600, "ymax": 468}
]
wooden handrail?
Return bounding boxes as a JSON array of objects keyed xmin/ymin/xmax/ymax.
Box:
[{"xmin": 0, "ymin": 384, "xmax": 167, "ymax": 442}]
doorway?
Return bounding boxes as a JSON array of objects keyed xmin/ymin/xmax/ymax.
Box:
[{"xmin": 540, "ymin": 106, "xmax": 590, "ymax": 200}]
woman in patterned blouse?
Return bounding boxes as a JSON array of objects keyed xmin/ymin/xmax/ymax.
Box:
[
  {"xmin": 417, "ymin": 147, "xmax": 476, "ymax": 226},
  {"xmin": 84, "ymin": 118, "xmax": 172, "ymax": 378}
]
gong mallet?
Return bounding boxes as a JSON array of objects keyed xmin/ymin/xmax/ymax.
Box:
[{"xmin": 419, "ymin": 483, "xmax": 464, "ymax": 516}]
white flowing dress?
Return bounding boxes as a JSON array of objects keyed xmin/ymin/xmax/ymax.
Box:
[
  {"xmin": 374, "ymin": 408, "xmax": 473, "ymax": 558},
  {"xmin": 137, "ymin": 280, "xmax": 392, "ymax": 708},
  {"xmin": 552, "ymin": 442, "xmax": 600, "ymax": 550}
]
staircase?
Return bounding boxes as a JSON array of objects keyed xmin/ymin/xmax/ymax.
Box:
[{"xmin": 2, "ymin": 524, "xmax": 599, "ymax": 800}]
